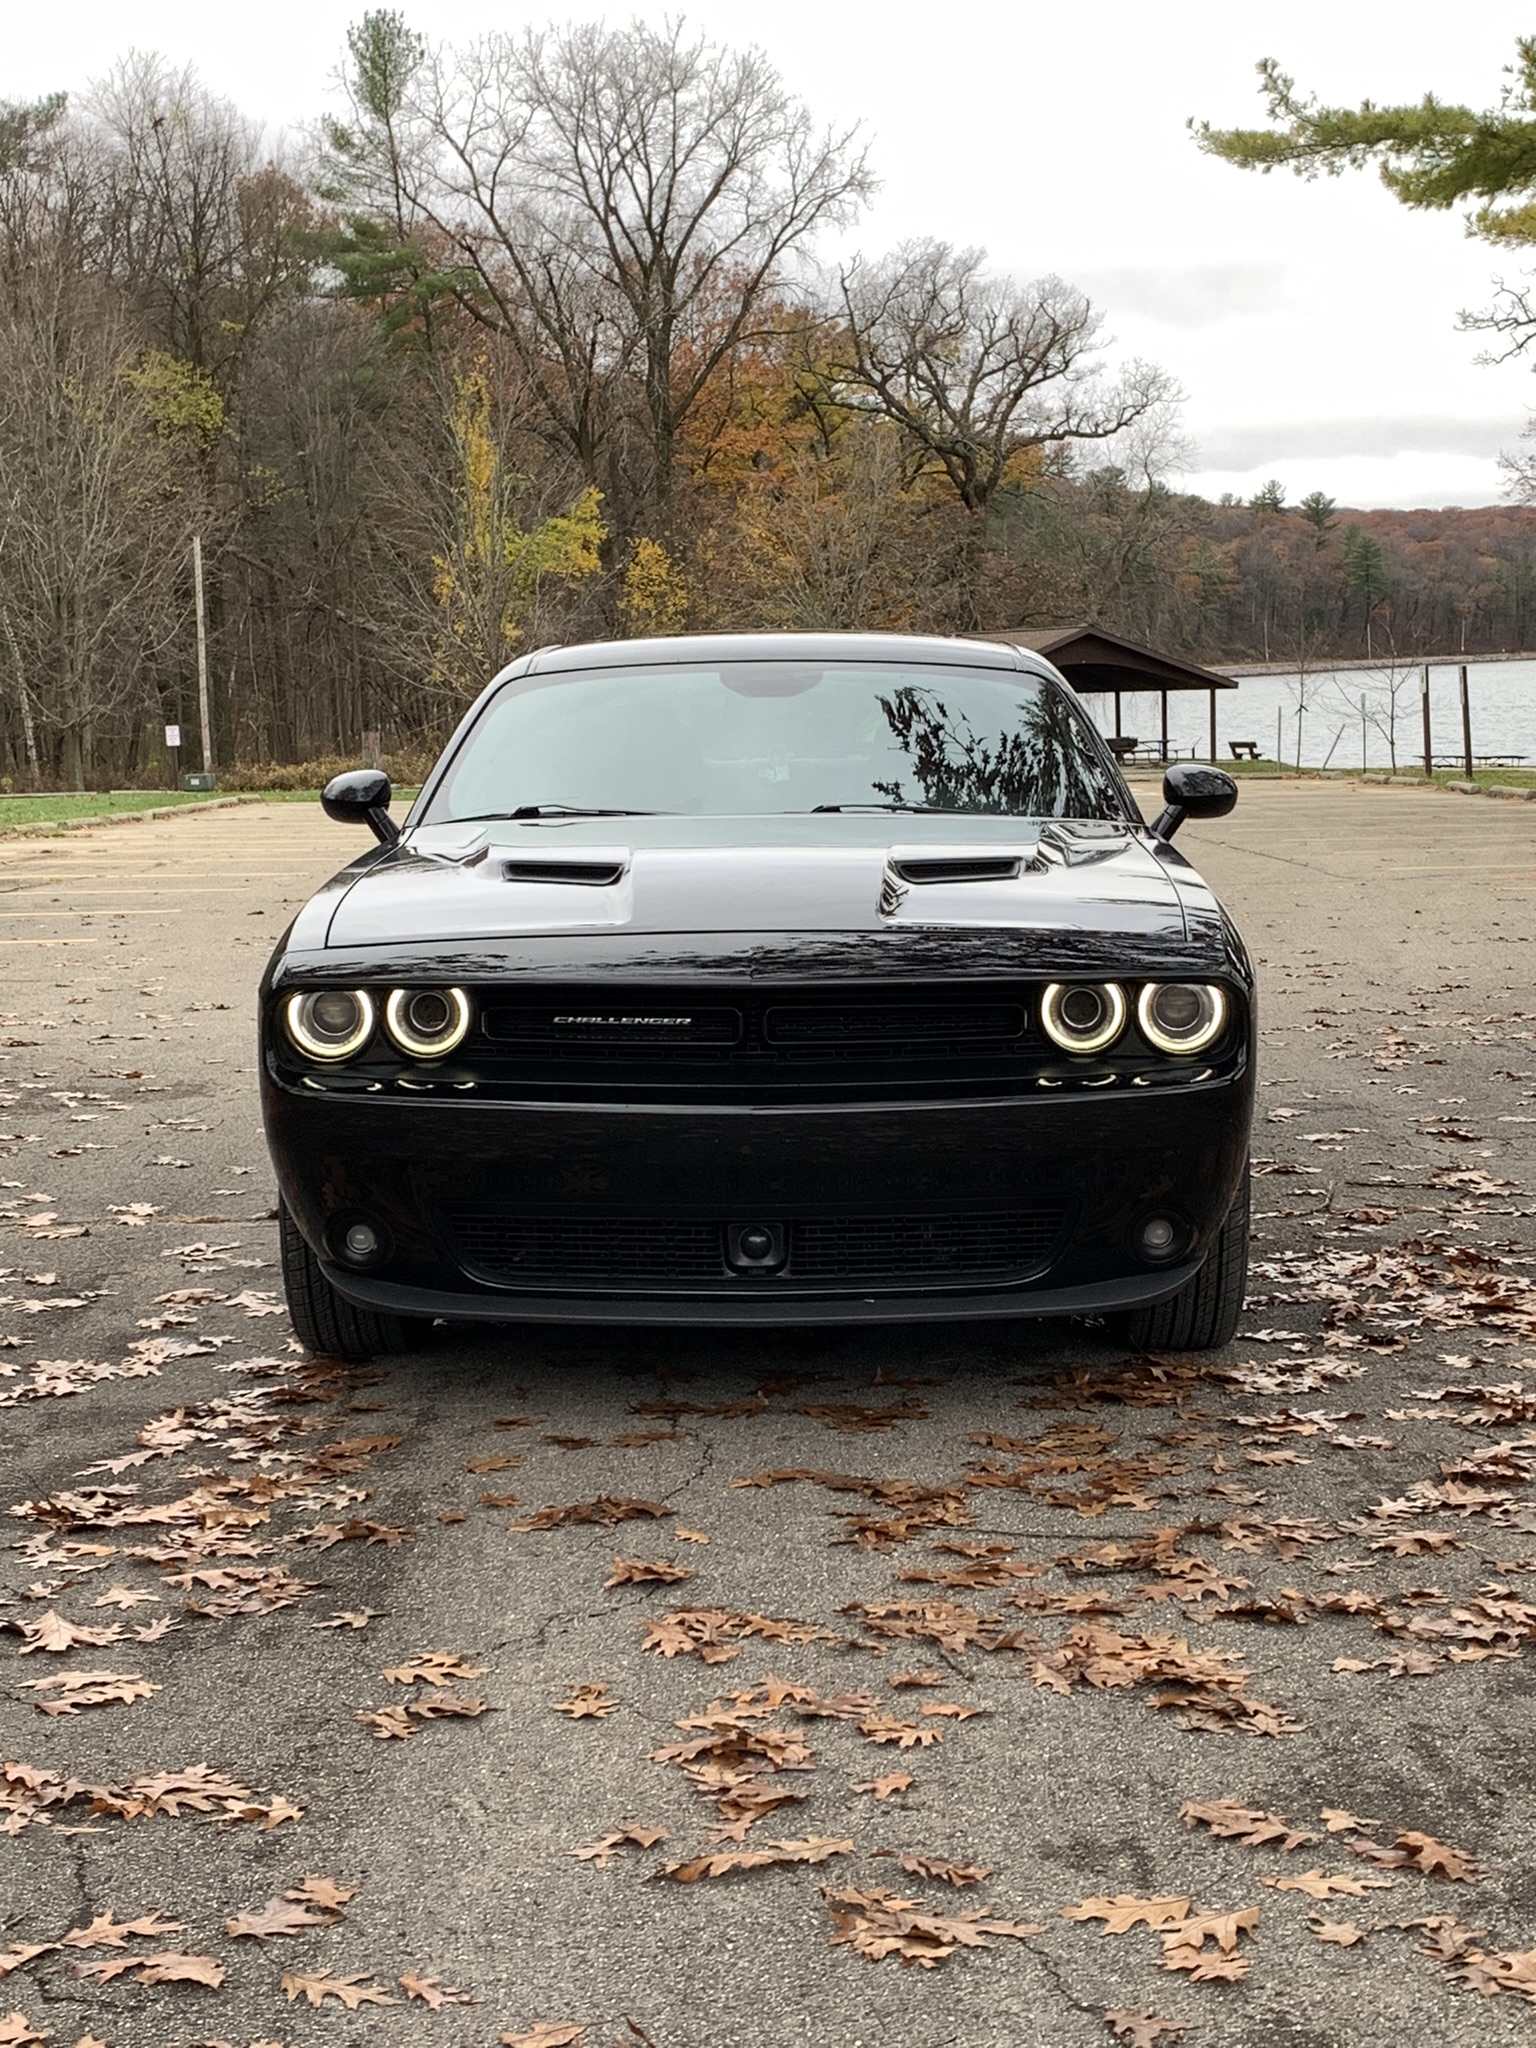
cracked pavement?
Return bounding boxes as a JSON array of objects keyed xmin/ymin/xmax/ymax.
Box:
[{"xmin": 0, "ymin": 780, "xmax": 1534, "ymax": 2047}]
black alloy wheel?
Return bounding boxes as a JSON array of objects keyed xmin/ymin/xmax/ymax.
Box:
[
  {"xmin": 279, "ymin": 1199, "xmax": 418, "ymax": 1361},
  {"xmin": 1125, "ymin": 1160, "xmax": 1250, "ymax": 1353}
]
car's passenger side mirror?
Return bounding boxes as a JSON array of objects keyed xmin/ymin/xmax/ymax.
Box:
[
  {"xmin": 1150, "ymin": 763, "xmax": 1238, "ymax": 842},
  {"xmin": 322, "ymin": 769, "xmax": 399, "ymax": 845}
]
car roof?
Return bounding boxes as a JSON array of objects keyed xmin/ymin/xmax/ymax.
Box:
[{"xmin": 521, "ymin": 631, "xmax": 1038, "ymax": 676}]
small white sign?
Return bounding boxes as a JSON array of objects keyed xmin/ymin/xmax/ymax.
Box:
[{"xmin": 164, "ymin": 724, "xmax": 182, "ymax": 749}]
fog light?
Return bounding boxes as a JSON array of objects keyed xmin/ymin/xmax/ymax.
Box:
[
  {"xmin": 343, "ymin": 1221, "xmax": 380, "ymax": 1262},
  {"xmin": 1137, "ymin": 1214, "xmax": 1181, "ymax": 1261}
]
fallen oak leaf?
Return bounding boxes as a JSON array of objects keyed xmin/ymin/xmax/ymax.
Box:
[
  {"xmin": 381, "ymin": 1650, "xmax": 487, "ymax": 1686},
  {"xmin": 1322, "ymin": 1806, "xmax": 1380, "ymax": 1833},
  {"xmin": 1062, "ymin": 1896, "xmax": 1191, "ymax": 1935},
  {"xmin": 572, "ymin": 1825, "xmax": 668, "ymax": 1869},
  {"xmin": 1179, "ymin": 1798, "xmax": 1317, "ymax": 1852},
  {"xmin": 603, "ymin": 1557, "xmax": 694, "ymax": 1588},
  {"xmin": 858, "ymin": 1714, "xmax": 943, "ymax": 1749},
  {"xmin": 311, "ymin": 1609, "xmax": 382, "ymax": 1631},
  {"xmin": 853, "ymin": 1773, "xmax": 913, "ymax": 1801},
  {"xmin": 552, "ymin": 1683, "xmax": 618, "ymax": 1719},
  {"xmin": 60, "ymin": 1912, "xmax": 182, "ymax": 1948},
  {"xmin": 21, "ymin": 1670, "xmax": 158, "ymax": 1715},
  {"xmin": 356, "ymin": 1707, "xmax": 415, "ymax": 1741},
  {"xmin": 823, "ymin": 1886, "xmax": 1043, "ymax": 1967},
  {"xmin": 0, "ymin": 1951, "xmax": 55, "ymax": 1983},
  {"xmin": 1392, "ymin": 1830, "xmax": 1483, "ymax": 1880},
  {"xmin": 0, "ymin": 2018, "xmax": 47, "ymax": 2046},
  {"xmin": 660, "ymin": 1835, "xmax": 855, "ymax": 1883},
  {"xmin": 76, "ymin": 1951, "xmax": 226, "ymax": 1987},
  {"xmin": 499, "ymin": 2028, "xmax": 584, "ymax": 2048},
  {"xmin": 10, "ymin": 1610, "xmax": 123, "ymax": 1654},
  {"xmin": 675, "ymin": 1527, "xmax": 710, "ymax": 1543},
  {"xmin": 225, "ymin": 1897, "xmax": 326, "ymax": 1939},
  {"xmin": 286, "ymin": 1875, "xmax": 356, "ymax": 1913},
  {"xmin": 281, "ymin": 1972, "xmax": 395, "ymax": 2010},
  {"xmin": 1104, "ymin": 2015, "xmax": 1187, "ymax": 2047},
  {"xmin": 889, "ymin": 1852, "xmax": 991, "ymax": 1887},
  {"xmin": 1162, "ymin": 1906, "xmax": 1260, "ymax": 1956},
  {"xmin": 1261, "ymin": 1869, "xmax": 1391, "ymax": 1900},
  {"xmin": 399, "ymin": 1972, "xmax": 475, "ymax": 2007},
  {"xmin": 1160, "ymin": 1947, "xmax": 1248, "ymax": 1981},
  {"xmin": 1312, "ymin": 1918, "xmax": 1368, "ymax": 1946}
]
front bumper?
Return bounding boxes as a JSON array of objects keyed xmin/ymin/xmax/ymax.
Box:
[{"xmin": 264, "ymin": 1069, "xmax": 1252, "ymax": 1329}]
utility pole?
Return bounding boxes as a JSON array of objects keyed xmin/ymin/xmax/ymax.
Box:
[
  {"xmin": 1459, "ymin": 663, "xmax": 1473, "ymax": 780},
  {"xmin": 192, "ymin": 535, "xmax": 213, "ymax": 776},
  {"xmin": 1420, "ymin": 663, "xmax": 1432, "ymax": 779}
]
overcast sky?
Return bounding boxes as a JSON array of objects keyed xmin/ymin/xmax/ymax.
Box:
[{"xmin": 9, "ymin": 0, "xmax": 1535, "ymax": 509}]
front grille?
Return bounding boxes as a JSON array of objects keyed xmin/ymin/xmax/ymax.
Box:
[
  {"xmin": 478, "ymin": 984, "xmax": 1031, "ymax": 1072},
  {"xmin": 442, "ymin": 1206, "xmax": 1065, "ymax": 1292},
  {"xmin": 763, "ymin": 1001, "xmax": 1025, "ymax": 1046}
]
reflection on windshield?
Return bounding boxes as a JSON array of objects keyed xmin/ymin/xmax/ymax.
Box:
[
  {"xmin": 872, "ymin": 685, "xmax": 1114, "ymax": 817},
  {"xmin": 423, "ymin": 662, "xmax": 1126, "ymax": 824}
]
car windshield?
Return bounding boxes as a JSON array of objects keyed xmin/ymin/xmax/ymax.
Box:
[{"xmin": 421, "ymin": 661, "xmax": 1126, "ymax": 824}]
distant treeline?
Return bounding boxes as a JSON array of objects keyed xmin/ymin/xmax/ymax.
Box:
[{"xmin": 1, "ymin": 17, "xmax": 1531, "ymax": 787}]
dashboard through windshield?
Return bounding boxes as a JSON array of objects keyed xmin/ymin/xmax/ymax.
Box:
[{"xmin": 420, "ymin": 661, "xmax": 1127, "ymax": 824}]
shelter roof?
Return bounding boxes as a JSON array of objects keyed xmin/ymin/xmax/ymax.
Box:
[{"xmin": 986, "ymin": 624, "xmax": 1236, "ymax": 692}]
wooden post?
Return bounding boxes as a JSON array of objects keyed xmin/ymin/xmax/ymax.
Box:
[
  {"xmin": 192, "ymin": 534, "xmax": 213, "ymax": 775},
  {"xmin": 1459, "ymin": 664, "xmax": 1473, "ymax": 779},
  {"xmin": 1113, "ymin": 690, "xmax": 1122, "ymax": 739},
  {"xmin": 1159, "ymin": 689, "xmax": 1168, "ymax": 762},
  {"xmin": 1208, "ymin": 686, "xmax": 1217, "ymax": 763},
  {"xmin": 1275, "ymin": 705, "xmax": 1282, "ymax": 771},
  {"xmin": 1420, "ymin": 664, "xmax": 1432, "ymax": 779}
]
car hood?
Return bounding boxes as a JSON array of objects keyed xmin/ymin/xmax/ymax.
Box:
[{"xmin": 317, "ymin": 814, "xmax": 1191, "ymax": 948}]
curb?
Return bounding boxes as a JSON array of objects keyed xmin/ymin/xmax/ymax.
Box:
[
  {"xmin": 1357, "ymin": 772, "xmax": 1536, "ymax": 800},
  {"xmin": 0, "ymin": 794, "xmax": 269, "ymax": 842}
]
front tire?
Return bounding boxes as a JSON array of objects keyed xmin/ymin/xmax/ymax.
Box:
[
  {"xmin": 279, "ymin": 1200, "xmax": 417, "ymax": 1360},
  {"xmin": 1126, "ymin": 1163, "xmax": 1250, "ymax": 1353}
]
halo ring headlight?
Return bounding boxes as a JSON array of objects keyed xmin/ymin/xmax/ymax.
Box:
[
  {"xmin": 384, "ymin": 986, "xmax": 471, "ymax": 1059},
  {"xmin": 284, "ymin": 988, "xmax": 375, "ymax": 1061},
  {"xmin": 1137, "ymin": 982, "xmax": 1228, "ymax": 1056},
  {"xmin": 1040, "ymin": 981, "xmax": 1127, "ymax": 1055}
]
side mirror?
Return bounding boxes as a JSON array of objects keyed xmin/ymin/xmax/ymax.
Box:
[
  {"xmin": 1150, "ymin": 763, "xmax": 1238, "ymax": 842},
  {"xmin": 322, "ymin": 769, "xmax": 399, "ymax": 846}
]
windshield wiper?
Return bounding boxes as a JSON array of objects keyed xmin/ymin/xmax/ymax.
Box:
[
  {"xmin": 805, "ymin": 802, "xmax": 954, "ymax": 814},
  {"xmin": 454, "ymin": 805, "xmax": 667, "ymax": 823}
]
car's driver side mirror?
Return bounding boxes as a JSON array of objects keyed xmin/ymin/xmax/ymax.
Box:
[
  {"xmin": 1150, "ymin": 763, "xmax": 1238, "ymax": 842},
  {"xmin": 322, "ymin": 769, "xmax": 400, "ymax": 845}
]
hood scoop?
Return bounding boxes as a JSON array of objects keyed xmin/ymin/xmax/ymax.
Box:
[
  {"xmin": 888, "ymin": 853, "xmax": 1026, "ymax": 886},
  {"xmin": 499, "ymin": 856, "xmax": 627, "ymax": 887}
]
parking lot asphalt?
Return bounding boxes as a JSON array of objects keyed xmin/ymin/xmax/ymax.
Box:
[{"xmin": 0, "ymin": 779, "xmax": 1533, "ymax": 2048}]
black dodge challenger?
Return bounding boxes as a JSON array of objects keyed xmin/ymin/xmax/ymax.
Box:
[{"xmin": 261, "ymin": 632, "xmax": 1254, "ymax": 1360}]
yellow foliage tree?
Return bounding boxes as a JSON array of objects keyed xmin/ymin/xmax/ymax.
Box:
[
  {"xmin": 432, "ymin": 365, "xmax": 604, "ymax": 688},
  {"xmin": 619, "ymin": 535, "xmax": 689, "ymax": 637}
]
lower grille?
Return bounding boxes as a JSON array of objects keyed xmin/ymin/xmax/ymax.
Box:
[{"xmin": 442, "ymin": 1207, "xmax": 1065, "ymax": 1291}]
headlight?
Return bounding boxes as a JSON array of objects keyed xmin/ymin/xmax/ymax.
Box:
[
  {"xmin": 1137, "ymin": 982, "xmax": 1228, "ymax": 1056},
  {"xmin": 284, "ymin": 988, "xmax": 375, "ymax": 1061},
  {"xmin": 1039, "ymin": 982, "xmax": 1127, "ymax": 1054},
  {"xmin": 384, "ymin": 986, "xmax": 471, "ymax": 1059}
]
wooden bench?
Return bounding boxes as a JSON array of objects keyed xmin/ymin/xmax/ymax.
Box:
[{"xmin": 1228, "ymin": 740, "xmax": 1260, "ymax": 761}]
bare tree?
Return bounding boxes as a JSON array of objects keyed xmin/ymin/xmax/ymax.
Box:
[
  {"xmin": 322, "ymin": 13, "xmax": 872, "ymax": 521},
  {"xmin": 830, "ymin": 241, "xmax": 1177, "ymax": 516},
  {"xmin": 0, "ymin": 256, "xmax": 193, "ymax": 784}
]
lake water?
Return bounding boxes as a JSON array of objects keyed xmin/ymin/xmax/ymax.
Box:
[{"xmin": 1078, "ymin": 659, "xmax": 1536, "ymax": 771}]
